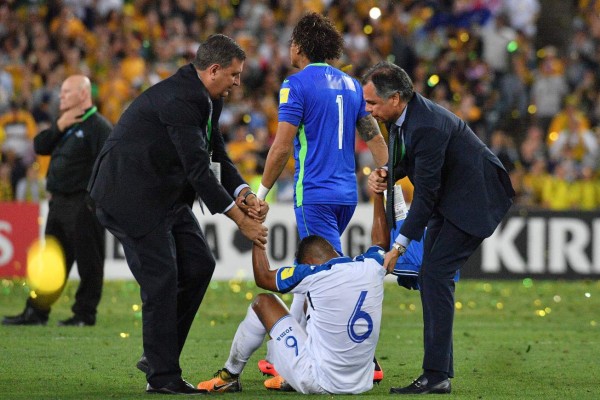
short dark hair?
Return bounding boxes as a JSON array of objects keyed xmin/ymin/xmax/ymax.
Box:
[
  {"xmin": 295, "ymin": 235, "xmax": 336, "ymax": 264},
  {"xmin": 362, "ymin": 61, "xmax": 414, "ymax": 101},
  {"xmin": 193, "ymin": 34, "xmax": 246, "ymax": 70},
  {"xmin": 291, "ymin": 12, "xmax": 344, "ymax": 63}
]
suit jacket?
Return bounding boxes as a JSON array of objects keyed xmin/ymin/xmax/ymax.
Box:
[
  {"xmin": 88, "ymin": 64, "xmax": 245, "ymax": 237},
  {"xmin": 393, "ymin": 93, "xmax": 515, "ymax": 240}
]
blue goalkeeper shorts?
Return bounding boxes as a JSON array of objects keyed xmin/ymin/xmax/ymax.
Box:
[{"xmin": 294, "ymin": 204, "xmax": 355, "ymax": 255}]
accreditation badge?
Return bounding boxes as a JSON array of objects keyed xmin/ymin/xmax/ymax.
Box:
[
  {"xmin": 393, "ymin": 183, "xmax": 407, "ymax": 221},
  {"xmin": 209, "ymin": 161, "xmax": 221, "ymax": 183}
]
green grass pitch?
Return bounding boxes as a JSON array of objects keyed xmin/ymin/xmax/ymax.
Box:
[{"xmin": 1, "ymin": 278, "xmax": 598, "ymax": 399}]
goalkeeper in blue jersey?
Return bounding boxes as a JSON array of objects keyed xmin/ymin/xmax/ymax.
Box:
[
  {"xmin": 256, "ymin": 12, "xmax": 388, "ymax": 253},
  {"xmin": 254, "ymin": 11, "xmax": 388, "ymax": 383}
]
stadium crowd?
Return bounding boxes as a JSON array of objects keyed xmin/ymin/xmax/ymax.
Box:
[{"xmin": 1, "ymin": 0, "xmax": 600, "ymax": 210}]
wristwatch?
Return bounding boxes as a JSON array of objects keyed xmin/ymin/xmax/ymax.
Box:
[
  {"xmin": 391, "ymin": 242, "xmax": 407, "ymax": 256},
  {"xmin": 242, "ymin": 190, "xmax": 256, "ymax": 204}
]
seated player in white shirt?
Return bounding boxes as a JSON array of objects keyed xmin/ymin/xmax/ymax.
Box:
[{"xmin": 196, "ymin": 192, "xmax": 390, "ymax": 394}]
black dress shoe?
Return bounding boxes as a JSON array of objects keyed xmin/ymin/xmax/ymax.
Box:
[
  {"xmin": 137, "ymin": 355, "xmax": 149, "ymax": 374},
  {"xmin": 57, "ymin": 316, "xmax": 95, "ymax": 326},
  {"xmin": 2, "ymin": 306, "xmax": 48, "ymax": 326},
  {"xmin": 390, "ymin": 375, "xmax": 451, "ymax": 395},
  {"xmin": 146, "ymin": 379, "xmax": 208, "ymax": 395}
]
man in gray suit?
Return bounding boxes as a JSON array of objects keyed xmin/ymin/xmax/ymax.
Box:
[
  {"xmin": 89, "ymin": 34, "xmax": 267, "ymax": 395},
  {"xmin": 363, "ymin": 62, "xmax": 514, "ymax": 395}
]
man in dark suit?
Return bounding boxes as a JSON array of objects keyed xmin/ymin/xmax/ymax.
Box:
[
  {"xmin": 88, "ymin": 34, "xmax": 268, "ymax": 395},
  {"xmin": 362, "ymin": 62, "xmax": 515, "ymax": 395}
]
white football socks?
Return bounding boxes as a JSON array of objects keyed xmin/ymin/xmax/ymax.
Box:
[{"xmin": 224, "ymin": 304, "xmax": 266, "ymax": 375}]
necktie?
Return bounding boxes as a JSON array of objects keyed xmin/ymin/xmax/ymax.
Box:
[{"xmin": 386, "ymin": 124, "xmax": 400, "ymax": 229}]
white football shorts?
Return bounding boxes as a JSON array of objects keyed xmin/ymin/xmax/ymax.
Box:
[{"xmin": 267, "ymin": 315, "xmax": 327, "ymax": 394}]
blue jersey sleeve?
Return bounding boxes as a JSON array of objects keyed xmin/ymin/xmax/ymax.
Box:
[
  {"xmin": 278, "ymin": 76, "xmax": 303, "ymax": 126},
  {"xmin": 391, "ymin": 218, "xmax": 424, "ymax": 275},
  {"xmin": 355, "ymin": 78, "xmax": 369, "ymax": 121},
  {"xmin": 395, "ymin": 240, "xmax": 423, "ymax": 275},
  {"xmin": 353, "ymin": 245, "xmax": 386, "ymax": 266},
  {"xmin": 275, "ymin": 263, "xmax": 333, "ymax": 293}
]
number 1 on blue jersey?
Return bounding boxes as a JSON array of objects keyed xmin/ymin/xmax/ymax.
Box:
[{"xmin": 336, "ymin": 94, "xmax": 344, "ymax": 149}]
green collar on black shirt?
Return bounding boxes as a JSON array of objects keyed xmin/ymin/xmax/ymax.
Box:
[
  {"xmin": 60, "ymin": 106, "xmax": 98, "ymax": 142},
  {"xmin": 80, "ymin": 106, "xmax": 97, "ymax": 121}
]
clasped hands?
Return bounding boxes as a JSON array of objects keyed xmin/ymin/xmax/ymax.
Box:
[
  {"xmin": 368, "ymin": 167, "xmax": 388, "ymax": 194},
  {"xmin": 369, "ymin": 168, "xmax": 406, "ymax": 274},
  {"xmin": 234, "ymin": 190, "xmax": 269, "ymax": 249},
  {"xmin": 236, "ymin": 190, "xmax": 269, "ymax": 223}
]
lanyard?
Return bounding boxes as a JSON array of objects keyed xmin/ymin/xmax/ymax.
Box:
[
  {"xmin": 207, "ymin": 117, "xmax": 212, "ymax": 153},
  {"xmin": 80, "ymin": 105, "xmax": 98, "ymax": 122},
  {"xmin": 392, "ymin": 126, "xmax": 405, "ymax": 166},
  {"xmin": 399, "ymin": 128, "xmax": 405, "ymax": 161},
  {"xmin": 60, "ymin": 106, "xmax": 98, "ymax": 142},
  {"xmin": 207, "ymin": 97, "xmax": 213, "ymax": 155}
]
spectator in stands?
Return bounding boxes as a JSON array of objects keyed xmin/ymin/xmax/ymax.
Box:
[
  {"xmin": 0, "ymin": 0, "xmax": 599, "ymax": 210},
  {"xmin": 0, "ymin": 62, "xmax": 14, "ymax": 114},
  {"xmin": 502, "ymin": 0, "xmax": 540, "ymax": 39},
  {"xmin": 572, "ymin": 165, "xmax": 600, "ymax": 210},
  {"xmin": 549, "ymin": 104, "xmax": 599, "ymax": 171},
  {"xmin": 1, "ymin": 148, "xmax": 26, "ymax": 196},
  {"xmin": 519, "ymin": 124, "xmax": 548, "ymax": 171},
  {"xmin": 548, "ymin": 95, "xmax": 592, "ymax": 145},
  {"xmin": 541, "ymin": 159, "xmax": 577, "ymax": 210},
  {"xmin": 0, "ymin": 100, "xmax": 37, "ymax": 166},
  {"xmin": 519, "ymin": 156, "xmax": 547, "ymax": 207},
  {"xmin": 15, "ymin": 162, "xmax": 45, "ymax": 203},
  {"xmin": 227, "ymin": 121, "xmax": 261, "ymax": 183},
  {"xmin": 490, "ymin": 129, "xmax": 520, "ymax": 175},
  {"xmin": 478, "ymin": 13, "xmax": 517, "ymax": 82},
  {"xmin": 531, "ymin": 46, "xmax": 569, "ymax": 134},
  {"xmin": 0, "ymin": 162, "xmax": 13, "ymax": 201}
]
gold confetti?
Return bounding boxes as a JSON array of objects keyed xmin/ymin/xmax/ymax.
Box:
[{"xmin": 553, "ymin": 295, "xmax": 561, "ymax": 303}]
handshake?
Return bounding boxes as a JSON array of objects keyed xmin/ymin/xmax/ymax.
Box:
[{"xmin": 228, "ymin": 188, "xmax": 270, "ymax": 249}]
